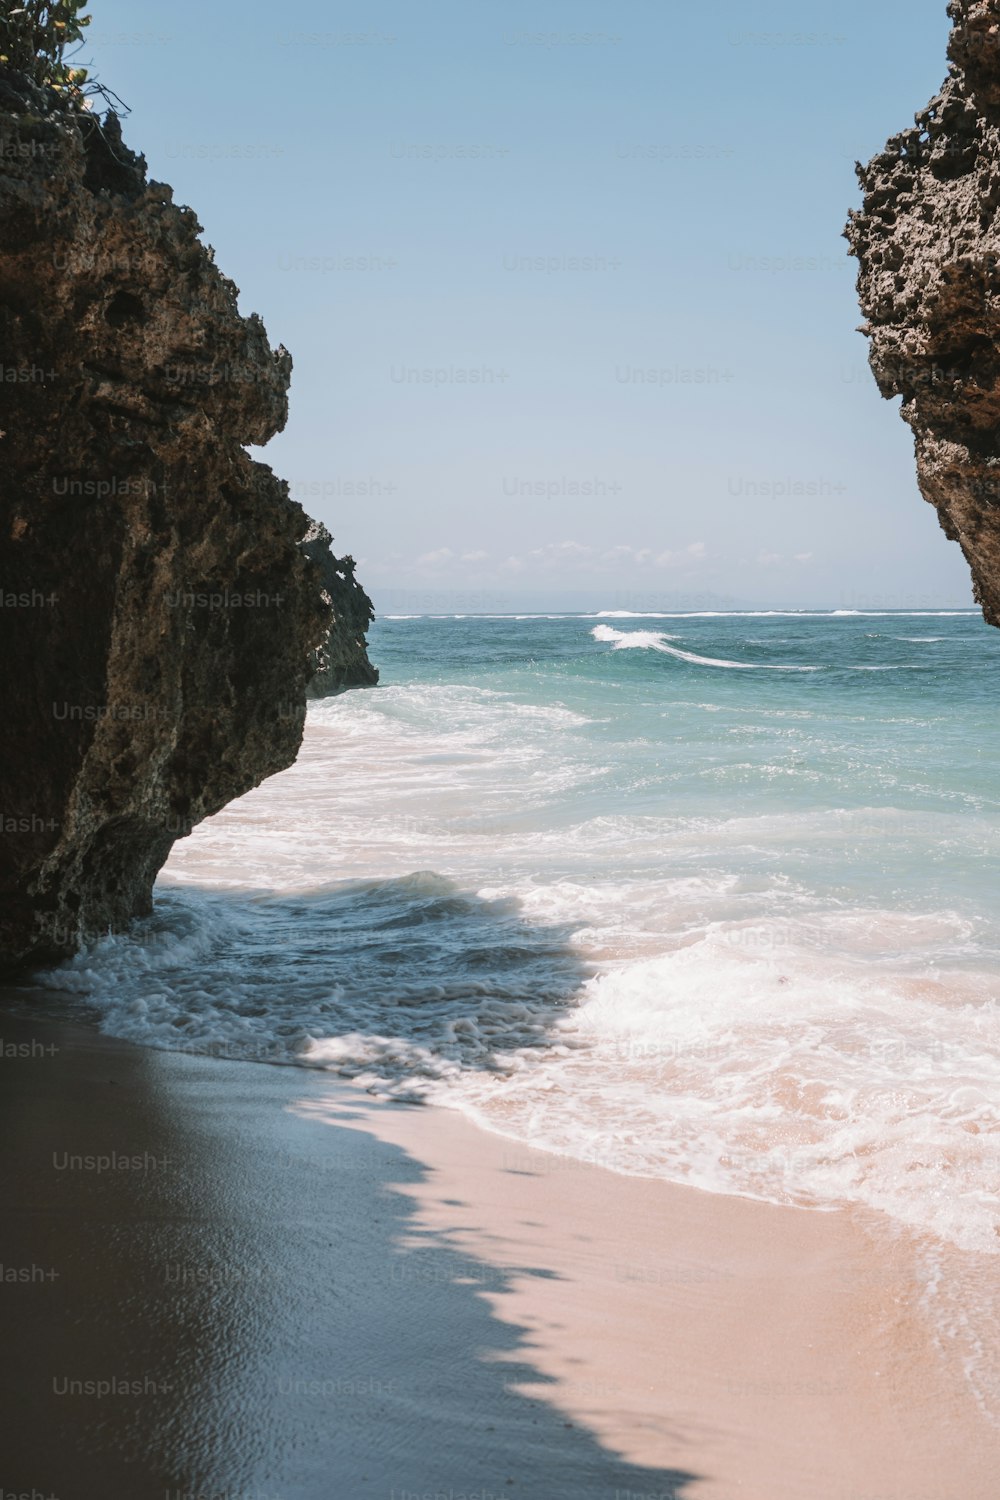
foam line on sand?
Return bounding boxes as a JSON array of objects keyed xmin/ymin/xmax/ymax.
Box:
[{"xmin": 0, "ymin": 1006, "xmax": 995, "ymax": 1499}]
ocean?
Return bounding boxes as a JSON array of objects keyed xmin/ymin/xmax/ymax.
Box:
[{"xmin": 33, "ymin": 612, "xmax": 1000, "ymax": 1280}]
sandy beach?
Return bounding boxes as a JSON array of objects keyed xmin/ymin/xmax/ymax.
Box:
[
  {"xmin": 6, "ymin": 2, "xmax": 1000, "ymax": 1497},
  {"xmin": 1, "ymin": 1003, "xmax": 996, "ymax": 1500}
]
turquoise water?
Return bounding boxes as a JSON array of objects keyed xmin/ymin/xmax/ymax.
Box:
[
  {"xmin": 42, "ymin": 610, "xmax": 1000, "ymax": 1262},
  {"xmin": 377, "ymin": 609, "xmax": 1000, "ymax": 913}
]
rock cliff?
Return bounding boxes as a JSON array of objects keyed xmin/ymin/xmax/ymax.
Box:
[
  {"xmin": 302, "ymin": 523, "xmax": 380, "ymax": 696},
  {"xmin": 0, "ymin": 67, "xmax": 376, "ymax": 970},
  {"xmin": 847, "ymin": 0, "xmax": 1000, "ymax": 625}
]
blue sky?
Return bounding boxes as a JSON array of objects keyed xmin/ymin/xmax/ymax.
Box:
[{"xmin": 81, "ymin": 0, "xmax": 970, "ymax": 610}]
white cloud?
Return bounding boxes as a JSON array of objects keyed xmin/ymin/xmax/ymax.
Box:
[{"xmin": 404, "ymin": 539, "xmax": 710, "ymax": 578}]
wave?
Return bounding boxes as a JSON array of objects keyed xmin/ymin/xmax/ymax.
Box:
[
  {"xmin": 44, "ymin": 878, "xmax": 1000, "ymax": 1257},
  {"xmin": 588, "ymin": 610, "xmax": 815, "ymax": 620},
  {"xmin": 38, "ymin": 876, "xmax": 590, "ymax": 1088},
  {"xmin": 591, "ymin": 624, "xmax": 821, "ymax": 670},
  {"xmin": 444, "ymin": 930, "xmax": 1000, "ymax": 1255},
  {"xmin": 33, "ymin": 627, "xmax": 1000, "ymax": 1283},
  {"xmin": 588, "ymin": 610, "xmax": 979, "ymax": 620}
]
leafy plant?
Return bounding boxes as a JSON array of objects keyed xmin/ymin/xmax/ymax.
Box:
[{"xmin": 0, "ymin": 1, "xmax": 92, "ymax": 99}]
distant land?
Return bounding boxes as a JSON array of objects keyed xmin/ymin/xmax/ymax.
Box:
[{"xmin": 370, "ymin": 587, "xmax": 978, "ymax": 616}]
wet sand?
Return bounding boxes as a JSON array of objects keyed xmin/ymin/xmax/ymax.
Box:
[{"xmin": 1, "ymin": 1006, "xmax": 995, "ymax": 1500}]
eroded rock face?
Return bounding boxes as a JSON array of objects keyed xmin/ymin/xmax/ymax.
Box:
[
  {"xmin": 302, "ymin": 523, "xmax": 380, "ymax": 696},
  {"xmin": 846, "ymin": 0, "xmax": 1000, "ymax": 624},
  {"xmin": 0, "ymin": 69, "xmax": 372, "ymax": 969}
]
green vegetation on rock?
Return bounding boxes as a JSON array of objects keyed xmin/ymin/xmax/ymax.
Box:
[{"xmin": 0, "ymin": 1, "xmax": 91, "ymax": 98}]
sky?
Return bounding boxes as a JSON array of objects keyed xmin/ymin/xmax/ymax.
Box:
[{"xmin": 80, "ymin": 0, "xmax": 971, "ymax": 611}]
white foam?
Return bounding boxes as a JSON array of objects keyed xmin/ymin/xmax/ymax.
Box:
[
  {"xmin": 45, "ymin": 867, "xmax": 1000, "ymax": 1255},
  {"xmin": 36, "ymin": 637, "xmax": 1000, "ymax": 1269},
  {"xmin": 586, "ymin": 610, "xmax": 979, "ymax": 620},
  {"xmin": 591, "ymin": 624, "xmax": 821, "ymax": 670},
  {"xmin": 440, "ymin": 935, "xmax": 1000, "ymax": 1254}
]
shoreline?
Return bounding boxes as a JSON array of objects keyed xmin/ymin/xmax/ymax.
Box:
[{"xmin": 1, "ymin": 1004, "xmax": 996, "ymax": 1499}]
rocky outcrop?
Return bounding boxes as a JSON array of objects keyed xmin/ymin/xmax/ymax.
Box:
[
  {"xmin": 0, "ymin": 68, "xmax": 374, "ymax": 970},
  {"xmin": 302, "ymin": 523, "xmax": 379, "ymax": 696},
  {"xmin": 846, "ymin": 0, "xmax": 1000, "ymax": 625}
]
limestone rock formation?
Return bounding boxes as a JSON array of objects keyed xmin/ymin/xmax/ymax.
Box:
[
  {"xmin": 846, "ymin": 0, "xmax": 1000, "ymax": 624},
  {"xmin": 0, "ymin": 67, "xmax": 374, "ymax": 970},
  {"xmin": 302, "ymin": 522, "xmax": 380, "ymax": 696}
]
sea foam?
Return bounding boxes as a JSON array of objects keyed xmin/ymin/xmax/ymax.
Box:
[{"xmin": 35, "ymin": 613, "xmax": 1000, "ymax": 1263}]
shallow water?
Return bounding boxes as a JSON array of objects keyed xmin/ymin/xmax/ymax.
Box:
[{"xmin": 36, "ymin": 611, "xmax": 1000, "ymax": 1267}]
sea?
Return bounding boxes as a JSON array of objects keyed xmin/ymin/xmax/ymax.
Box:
[{"xmin": 30, "ymin": 608, "xmax": 1000, "ymax": 1404}]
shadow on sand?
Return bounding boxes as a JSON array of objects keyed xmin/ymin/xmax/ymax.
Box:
[{"xmin": 0, "ymin": 972, "xmax": 704, "ymax": 1499}]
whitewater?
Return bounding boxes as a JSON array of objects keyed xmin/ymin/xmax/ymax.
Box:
[{"xmin": 33, "ymin": 611, "xmax": 1000, "ymax": 1334}]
